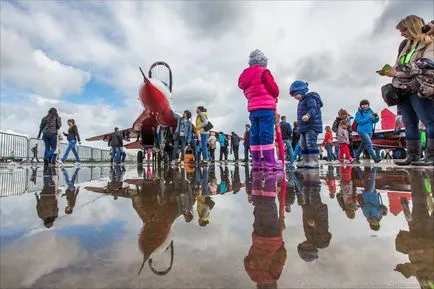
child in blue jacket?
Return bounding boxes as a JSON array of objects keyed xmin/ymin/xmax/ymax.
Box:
[
  {"xmin": 354, "ymin": 99, "xmax": 381, "ymax": 163},
  {"xmin": 289, "ymin": 81, "xmax": 323, "ymax": 168}
]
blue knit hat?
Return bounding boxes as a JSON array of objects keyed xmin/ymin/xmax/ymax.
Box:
[
  {"xmin": 289, "ymin": 81, "xmax": 309, "ymax": 96},
  {"xmin": 248, "ymin": 49, "xmax": 268, "ymax": 67}
]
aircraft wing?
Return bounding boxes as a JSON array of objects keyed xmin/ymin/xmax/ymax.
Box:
[{"xmin": 86, "ymin": 128, "xmax": 139, "ymax": 142}]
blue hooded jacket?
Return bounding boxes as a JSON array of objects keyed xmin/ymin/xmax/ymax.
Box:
[
  {"xmin": 361, "ymin": 192, "xmax": 383, "ymax": 220},
  {"xmin": 355, "ymin": 108, "xmax": 379, "ymax": 134},
  {"xmin": 297, "ymin": 92, "xmax": 323, "ymax": 133}
]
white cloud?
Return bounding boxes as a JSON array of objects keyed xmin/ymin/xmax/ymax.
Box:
[{"xmin": 1, "ymin": 27, "xmax": 91, "ymax": 98}]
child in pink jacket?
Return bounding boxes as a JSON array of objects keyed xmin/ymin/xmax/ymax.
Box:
[{"xmin": 238, "ymin": 50, "xmax": 283, "ymax": 170}]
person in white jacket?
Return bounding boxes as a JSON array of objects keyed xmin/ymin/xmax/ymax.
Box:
[{"xmin": 208, "ymin": 132, "xmax": 217, "ymax": 162}]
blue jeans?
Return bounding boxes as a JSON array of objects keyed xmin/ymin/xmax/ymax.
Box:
[
  {"xmin": 334, "ymin": 145, "xmax": 339, "ymax": 160},
  {"xmin": 364, "ymin": 167, "xmax": 377, "ymax": 193},
  {"xmin": 283, "ymin": 139, "xmax": 293, "ymax": 161},
  {"xmin": 112, "ymin": 146, "xmax": 122, "ymax": 164},
  {"xmin": 355, "ymin": 132, "xmax": 376, "ymax": 159},
  {"xmin": 299, "ymin": 130, "xmax": 319, "ymax": 154},
  {"xmin": 200, "ymin": 133, "xmax": 209, "ymax": 161},
  {"xmin": 42, "ymin": 132, "xmax": 57, "ymax": 163},
  {"xmin": 62, "ymin": 140, "xmax": 80, "ymax": 162},
  {"xmin": 325, "ymin": 143, "xmax": 333, "ymax": 161},
  {"xmin": 249, "ymin": 109, "xmax": 275, "ymax": 146},
  {"xmin": 173, "ymin": 138, "xmax": 187, "ymax": 161},
  {"xmin": 62, "ymin": 167, "xmax": 79, "ymax": 190},
  {"xmin": 398, "ymin": 93, "xmax": 434, "ymax": 140}
]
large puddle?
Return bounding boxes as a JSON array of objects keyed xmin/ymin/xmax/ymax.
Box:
[{"xmin": 0, "ymin": 164, "xmax": 433, "ymax": 288}]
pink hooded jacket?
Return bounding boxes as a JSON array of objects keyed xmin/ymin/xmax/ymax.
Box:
[{"xmin": 238, "ymin": 65, "xmax": 279, "ymax": 112}]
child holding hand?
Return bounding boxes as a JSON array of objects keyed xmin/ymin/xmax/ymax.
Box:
[{"xmin": 337, "ymin": 120, "xmax": 354, "ymax": 163}]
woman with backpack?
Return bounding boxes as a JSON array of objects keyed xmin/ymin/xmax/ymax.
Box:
[
  {"xmin": 353, "ymin": 100, "xmax": 381, "ymax": 163},
  {"xmin": 379, "ymin": 15, "xmax": 434, "ymax": 166},
  {"xmin": 37, "ymin": 108, "xmax": 61, "ymax": 166},
  {"xmin": 218, "ymin": 132, "xmax": 229, "ymax": 162}
]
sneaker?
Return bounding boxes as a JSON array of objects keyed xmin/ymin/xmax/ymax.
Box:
[
  {"xmin": 170, "ymin": 160, "xmax": 176, "ymax": 166},
  {"xmin": 374, "ymin": 158, "xmax": 382, "ymax": 164},
  {"xmin": 74, "ymin": 162, "xmax": 81, "ymax": 166}
]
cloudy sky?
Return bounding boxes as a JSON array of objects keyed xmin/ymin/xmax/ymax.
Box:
[{"xmin": 1, "ymin": 0, "xmax": 433, "ymax": 147}]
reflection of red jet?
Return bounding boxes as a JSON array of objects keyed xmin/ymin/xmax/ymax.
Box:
[{"xmin": 86, "ymin": 62, "xmax": 179, "ymax": 162}]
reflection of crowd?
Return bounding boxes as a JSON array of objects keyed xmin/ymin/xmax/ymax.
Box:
[{"xmin": 31, "ymin": 163, "xmax": 434, "ymax": 287}]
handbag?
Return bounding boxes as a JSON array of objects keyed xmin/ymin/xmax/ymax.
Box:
[
  {"xmin": 204, "ymin": 121, "xmax": 214, "ymax": 132},
  {"xmin": 381, "ymin": 83, "xmax": 405, "ymax": 107}
]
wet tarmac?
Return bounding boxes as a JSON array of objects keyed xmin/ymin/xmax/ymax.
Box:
[{"xmin": 0, "ymin": 162, "xmax": 433, "ymax": 288}]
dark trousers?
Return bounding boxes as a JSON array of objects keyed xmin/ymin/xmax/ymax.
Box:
[
  {"xmin": 31, "ymin": 152, "xmax": 39, "ymax": 163},
  {"xmin": 42, "ymin": 132, "xmax": 57, "ymax": 164},
  {"xmin": 220, "ymin": 146, "xmax": 228, "ymax": 161},
  {"xmin": 209, "ymin": 149, "xmax": 215, "ymax": 161},
  {"xmin": 244, "ymin": 145, "xmax": 250, "ymax": 161},
  {"xmin": 232, "ymin": 145, "xmax": 239, "ymax": 161}
]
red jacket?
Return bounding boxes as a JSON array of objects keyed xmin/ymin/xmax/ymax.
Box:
[
  {"xmin": 244, "ymin": 233, "xmax": 286, "ymax": 285},
  {"xmin": 238, "ymin": 65, "xmax": 279, "ymax": 112},
  {"xmin": 322, "ymin": 131, "xmax": 333, "ymax": 145}
]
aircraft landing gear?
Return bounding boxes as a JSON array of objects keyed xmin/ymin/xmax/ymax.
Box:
[
  {"xmin": 137, "ymin": 150, "xmax": 144, "ymax": 164},
  {"xmin": 154, "ymin": 126, "xmax": 173, "ymax": 166}
]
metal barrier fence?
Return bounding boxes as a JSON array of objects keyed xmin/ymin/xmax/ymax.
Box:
[
  {"xmin": 0, "ymin": 132, "xmax": 29, "ymax": 160},
  {"xmin": 0, "ymin": 166, "xmax": 113, "ymax": 197},
  {"xmin": 0, "ymin": 132, "xmax": 135, "ymax": 162}
]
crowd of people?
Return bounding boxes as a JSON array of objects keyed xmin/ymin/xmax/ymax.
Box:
[
  {"xmin": 35, "ymin": 16, "xmax": 433, "ymax": 169},
  {"xmin": 236, "ymin": 15, "xmax": 433, "ymax": 169}
]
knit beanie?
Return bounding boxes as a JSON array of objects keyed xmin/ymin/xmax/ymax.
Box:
[
  {"xmin": 289, "ymin": 81, "xmax": 309, "ymax": 96},
  {"xmin": 248, "ymin": 49, "xmax": 268, "ymax": 67}
]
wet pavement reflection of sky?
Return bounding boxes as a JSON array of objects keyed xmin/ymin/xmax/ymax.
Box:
[{"xmin": 0, "ymin": 164, "xmax": 433, "ymax": 289}]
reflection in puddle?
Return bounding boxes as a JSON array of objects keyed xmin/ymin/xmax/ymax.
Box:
[{"xmin": 0, "ymin": 164, "xmax": 433, "ymax": 288}]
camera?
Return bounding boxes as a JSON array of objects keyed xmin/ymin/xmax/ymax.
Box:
[
  {"xmin": 373, "ymin": 113, "xmax": 379, "ymax": 118},
  {"xmin": 422, "ymin": 20, "xmax": 434, "ymax": 33}
]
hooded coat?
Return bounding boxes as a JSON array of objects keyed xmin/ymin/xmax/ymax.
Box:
[{"xmin": 297, "ymin": 92, "xmax": 323, "ymax": 133}]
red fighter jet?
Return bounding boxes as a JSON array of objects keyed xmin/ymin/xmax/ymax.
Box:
[{"xmin": 86, "ymin": 62, "xmax": 185, "ymax": 163}]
